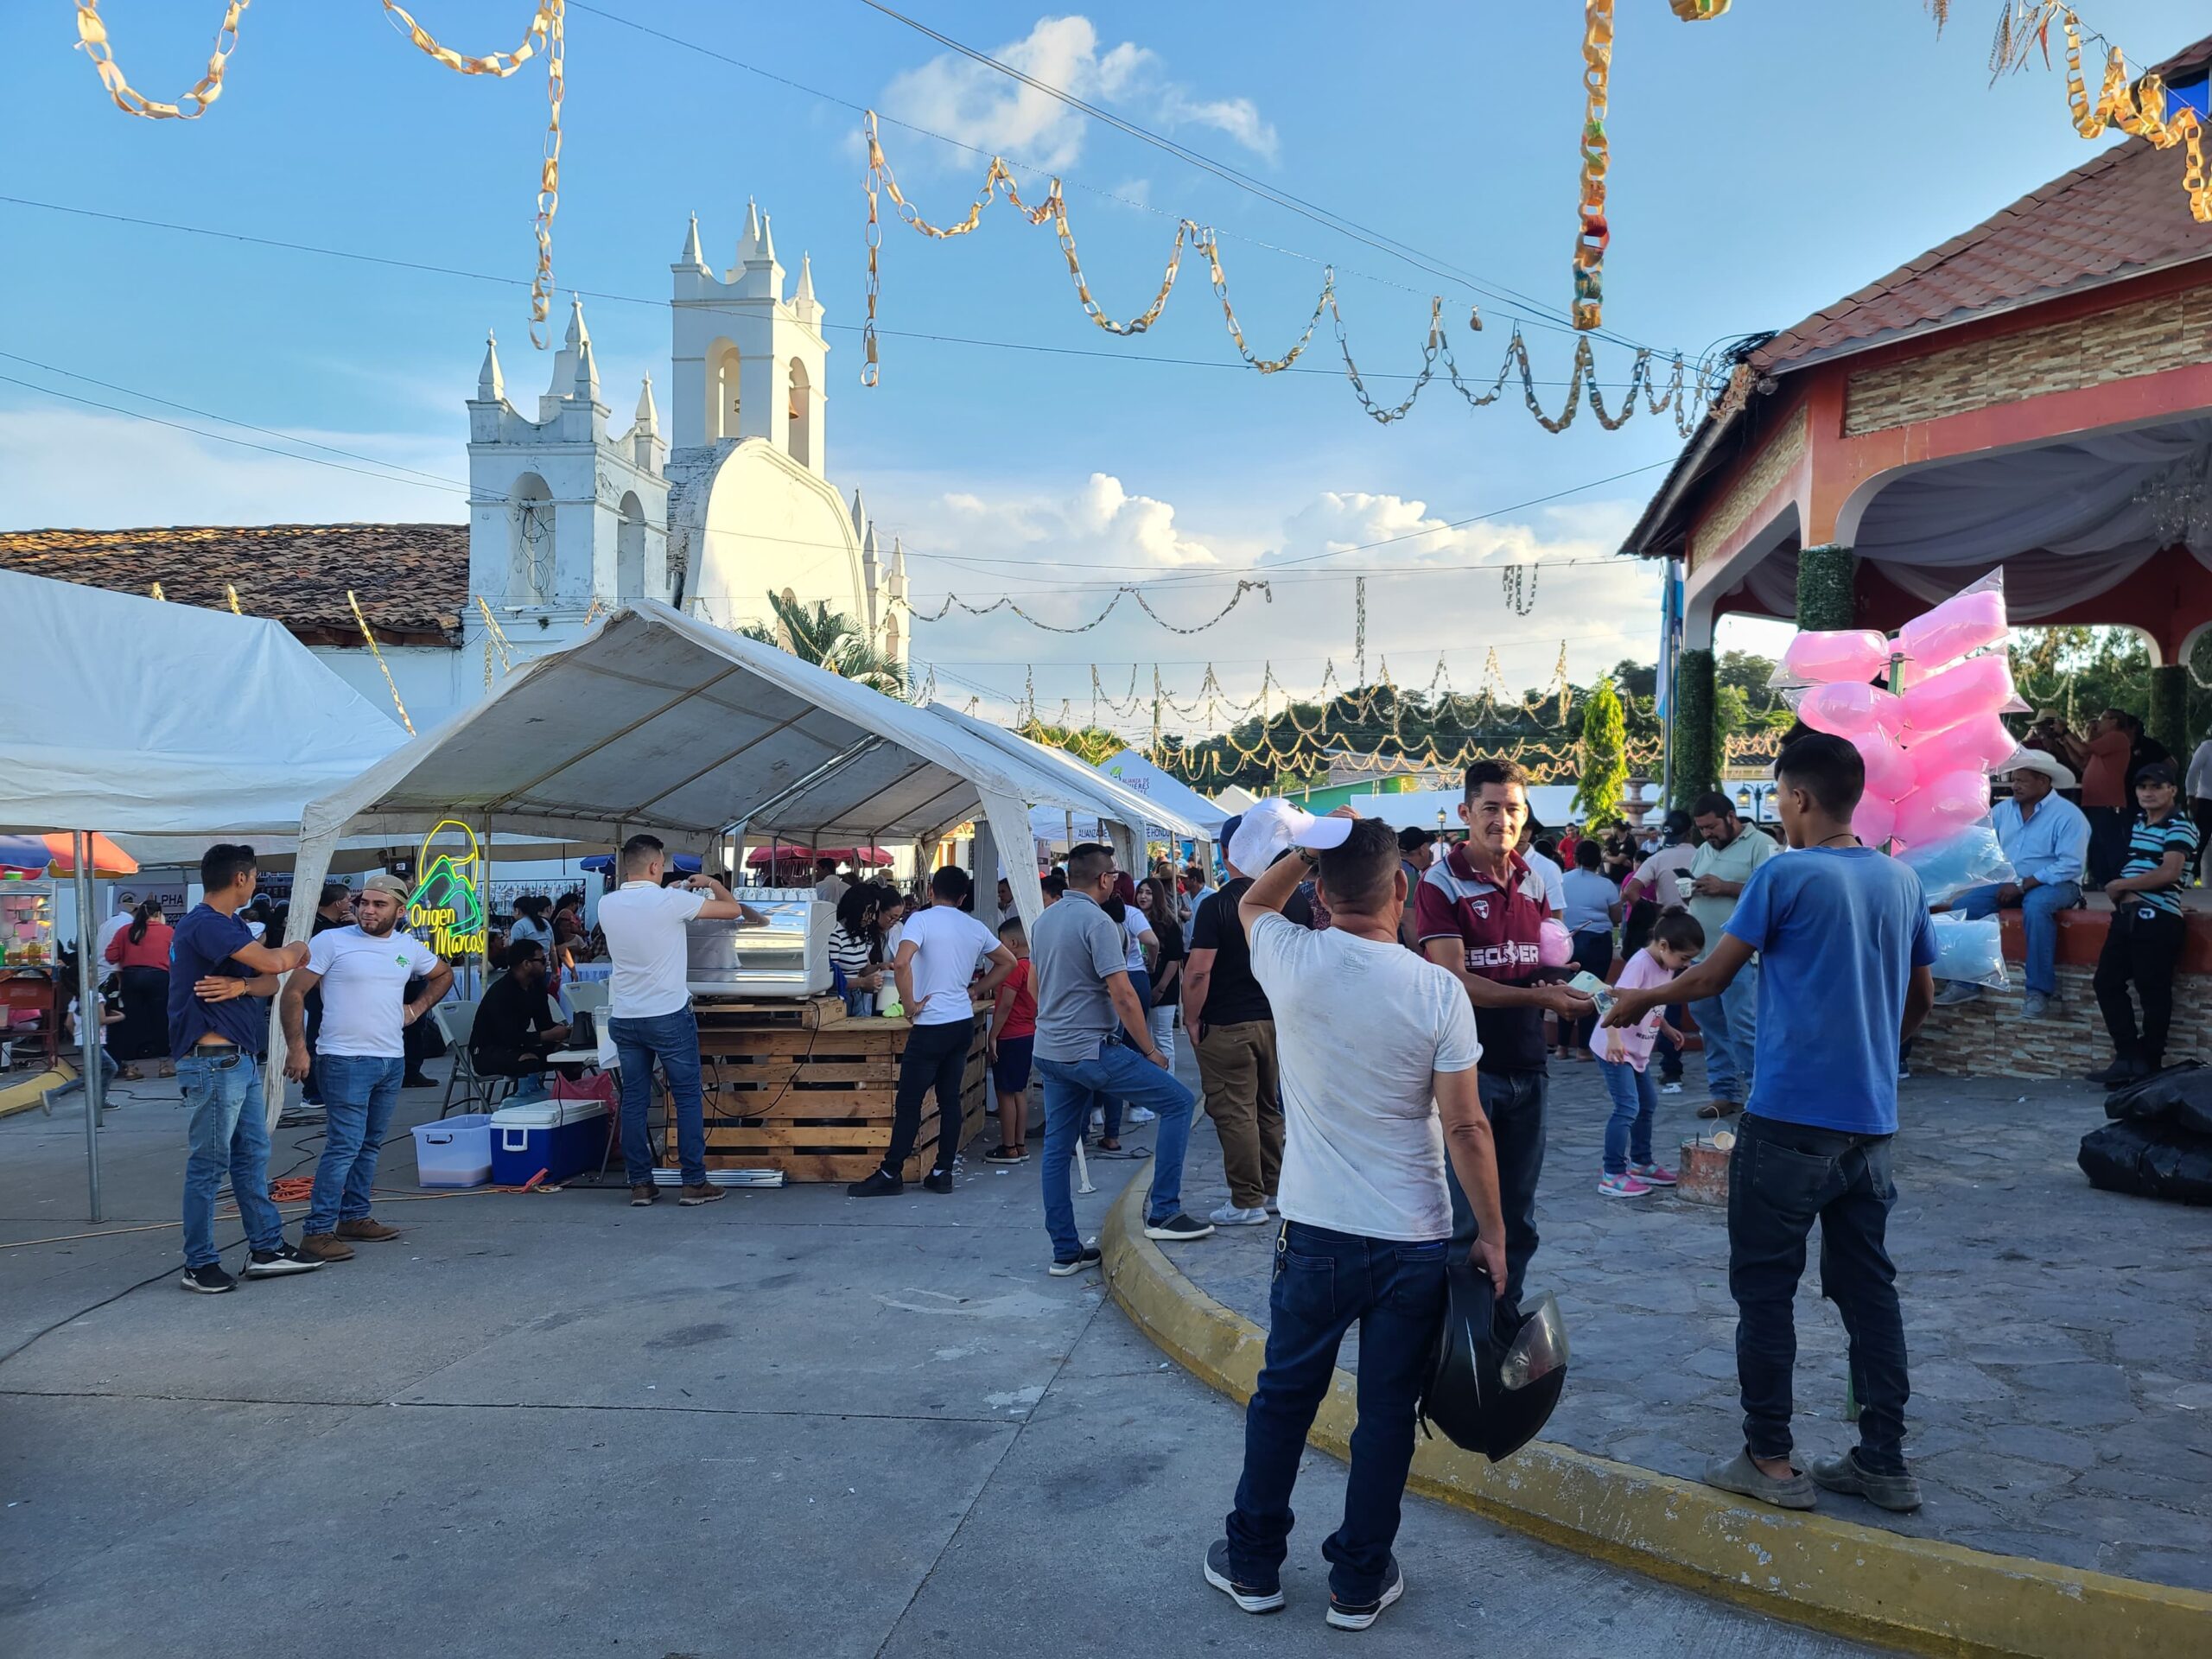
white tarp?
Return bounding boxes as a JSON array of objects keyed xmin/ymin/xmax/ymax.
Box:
[
  {"xmin": 0, "ymin": 569, "xmax": 406, "ymax": 836},
  {"xmin": 1094, "ymin": 748, "xmax": 1227, "ymax": 830},
  {"xmin": 918, "ymin": 709, "xmax": 1216, "ymax": 858}
]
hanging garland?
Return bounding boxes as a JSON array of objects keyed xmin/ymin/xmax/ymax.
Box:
[
  {"xmin": 893, "ymin": 578, "xmax": 1272, "ymax": 635},
  {"xmin": 69, "ymin": 1, "xmax": 569, "ymax": 342},
  {"xmin": 1571, "ymin": 2, "xmax": 1614, "ymax": 332}
]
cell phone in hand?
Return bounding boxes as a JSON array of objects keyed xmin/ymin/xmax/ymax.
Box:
[{"xmin": 1567, "ymin": 970, "xmax": 1613, "ymax": 1018}]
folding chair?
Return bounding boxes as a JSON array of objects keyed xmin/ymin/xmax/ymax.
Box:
[{"xmin": 434, "ymin": 1001, "xmax": 512, "ymax": 1117}]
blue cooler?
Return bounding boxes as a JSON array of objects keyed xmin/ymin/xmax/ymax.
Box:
[{"xmin": 489, "ymin": 1097, "xmax": 608, "ymax": 1185}]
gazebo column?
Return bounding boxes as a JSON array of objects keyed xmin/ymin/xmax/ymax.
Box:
[
  {"xmin": 1796, "ymin": 543, "xmax": 1858, "ymax": 631},
  {"xmin": 2151, "ymin": 663, "xmax": 2189, "ymax": 758},
  {"xmin": 1670, "ymin": 646, "xmax": 1718, "ymax": 810}
]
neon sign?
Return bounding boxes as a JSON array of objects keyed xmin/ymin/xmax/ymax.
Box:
[{"xmin": 407, "ymin": 819, "xmax": 487, "ymax": 957}]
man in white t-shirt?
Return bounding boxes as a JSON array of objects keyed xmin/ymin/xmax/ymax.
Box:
[
  {"xmin": 849, "ymin": 865, "xmax": 1014, "ymax": 1198},
  {"xmin": 95, "ymin": 891, "xmax": 138, "ymax": 977},
  {"xmin": 813, "ymin": 859, "xmax": 846, "ymax": 904},
  {"xmin": 1205, "ymin": 805, "xmax": 1506, "ymax": 1633},
  {"xmin": 599, "ymin": 835, "xmax": 766, "ymax": 1208},
  {"xmin": 280, "ymin": 873, "xmax": 452, "ymax": 1260}
]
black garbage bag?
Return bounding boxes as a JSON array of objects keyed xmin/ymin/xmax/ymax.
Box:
[
  {"xmin": 2078, "ymin": 1119, "xmax": 2212, "ymax": 1205},
  {"xmin": 2103, "ymin": 1062, "xmax": 2212, "ymax": 1135}
]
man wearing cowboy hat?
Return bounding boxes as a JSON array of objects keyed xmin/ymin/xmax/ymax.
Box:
[{"xmin": 1935, "ymin": 749, "xmax": 2089, "ymax": 1020}]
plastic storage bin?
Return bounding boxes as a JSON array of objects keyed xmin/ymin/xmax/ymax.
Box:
[
  {"xmin": 489, "ymin": 1096, "xmax": 608, "ymax": 1185},
  {"xmin": 410, "ymin": 1113, "xmax": 493, "ymax": 1188}
]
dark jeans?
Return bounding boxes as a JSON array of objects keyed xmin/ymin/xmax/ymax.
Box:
[
  {"xmin": 1657, "ymin": 1006, "xmax": 1686, "ymax": 1082},
  {"xmin": 2086, "ymin": 805, "xmax": 2131, "ymax": 888},
  {"xmin": 1098, "ymin": 969, "xmax": 1152, "ymax": 1141},
  {"xmin": 1729, "ymin": 1113, "xmax": 1910, "ymax": 1475},
  {"xmin": 2094, "ymin": 904, "xmax": 2186, "ymax": 1067},
  {"xmin": 887, "ymin": 1017, "xmax": 972, "ymax": 1177},
  {"xmin": 1225, "ymin": 1221, "xmax": 1448, "ymax": 1605},
  {"xmin": 1444, "ymin": 1067, "xmax": 1545, "ymax": 1310},
  {"xmin": 610, "ymin": 1007, "xmax": 705, "ymax": 1187},
  {"xmin": 1567, "ymin": 931, "xmax": 1612, "ymax": 1051},
  {"xmin": 2195, "ymin": 798, "xmax": 2212, "ymax": 884}
]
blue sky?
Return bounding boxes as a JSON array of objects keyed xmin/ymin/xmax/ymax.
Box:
[{"xmin": 2, "ymin": 1, "xmax": 2204, "ymax": 733}]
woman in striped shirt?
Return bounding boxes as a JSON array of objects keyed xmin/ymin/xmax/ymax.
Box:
[{"xmin": 830, "ymin": 884, "xmax": 890, "ymax": 1015}]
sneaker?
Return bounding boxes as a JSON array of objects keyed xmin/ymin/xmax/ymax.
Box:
[
  {"xmin": 1047, "ymin": 1245, "xmax": 1103, "ymax": 1278},
  {"xmin": 1128, "ymin": 1106, "xmax": 1158, "ymax": 1123},
  {"xmin": 983, "ymin": 1145, "xmax": 1028, "ymax": 1165},
  {"xmin": 1932, "ymin": 980, "xmax": 1981, "ymax": 1007},
  {"xmin": 677, "ymin": 1182, "xmax": 728, "ymax": 1206},
  {"xmin": 1089, "ymin": 1108, "xmax": 1104, "ymax": 1132},
  {"xmin": 846, "ymin": 1168, "xmax": 904, "ymax": 1198},
  {"xmin": 1203, "ymin": 1540, "xmax": 1284, "ymax": 1615},
  {"xmin": 1142, "ymin": 1212, "xmax": 1216, "ymax": 1242},
  {"xmin": 2087, "ymin": 1056, "xmax": 2143, "ymax": 1087},
  {"xmin": 1325, "ymin": 1558, "xmax": 1405, "ymax": 1630},
  {"xmin": 1659, "ymin": 1079, "xmax": 1683, "ymax": 1095},
  {"xmin": 334, "ymin": 1217, "xmax": 401, "ymax": 1242},
  {"xmin": 629, "ymin": 1183, "xmax": 658, "ymax": 1207},
  {"xmin": 296, "ymin": 1231, "xmax": 354, "ymax": 1262},
  {"xmin": 2019, "ymin": 990, "xmax": 2055, "ymax": 1020},
  {"xmin": 1263, "ymin": 1193, "xmax": 1281, "ymax": 1217},
  {"xmin": 922, "ymin": 1169, "xmax": 955, "ymax": 1194},
  {"xmin": 1207, "ymin": 1203, "xmax": 1270, "ymax": 1226},
  {"xmin": 180, "ymin": 1262, "xmax": 237, "ymax": 1294},
  {"xmin": 1808, "ymin": 1448, "xmax": 1923, "ymax": 1512},
  {"xmin": 243, "ymin": 1243, "xmax": 327, "ymax": 1277},
  {"xmin": 1598, "ymin": 1173, "xmax": 1653, "ymax": 1199},
  {"xmin": 401, "ymin": 1072, "xmax": 435, "ymax": 1090},
  {"xmin": 1630, "ymin": 1161, "xmax": 1678, "ymax": 1186}
]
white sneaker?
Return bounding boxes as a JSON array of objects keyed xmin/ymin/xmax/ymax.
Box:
[
  {"xmin": 1659, "ymin": 1081, "xmax": 1683, "ymax": 1096},
  {"xmin": 1128, "ymin": 1106, "xmax": 1158, "ymax": 1123},
  {"xmin": 1089, "ymin": 1108, "xmax": 1104, "ymax": 1132},
  {"xmin": 1208, "ymin": 1203, "xmax": 1270, "ymax": 1226}
]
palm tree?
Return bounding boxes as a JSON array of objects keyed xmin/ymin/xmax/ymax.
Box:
[{"xmin": 737, "ymin": 590, "xmax": 908, "ymax": 697}]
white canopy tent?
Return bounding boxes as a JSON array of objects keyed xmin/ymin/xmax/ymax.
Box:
[
  {"xmin": 0, "ymin": 570, "xmax": 410, "ymax": 1217},
  {"xmin": 281, "ymin": 604, "xmax": 1210, "ymax": 1120}
]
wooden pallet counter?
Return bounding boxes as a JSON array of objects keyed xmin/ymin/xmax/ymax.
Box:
[{"xmin": 664, "ymin": 997, "xmax": 991, "ymax": 1183}]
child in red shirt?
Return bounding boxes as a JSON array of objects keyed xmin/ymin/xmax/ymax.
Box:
[{"xmin": 985, "ymin": 918, "xmax": 1037, "ymax": 1163}]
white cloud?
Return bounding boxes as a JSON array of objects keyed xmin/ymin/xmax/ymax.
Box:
[
  {"xmin": 874, "ymin": 472, "xmax": 1664, "ymax": 734},
  {"xmin": 880, "ymin": 15, "xmax": 1276, "ymax": 173},
  {"xmin": 0, "ymin": 406, "xmax": 463, "ymax": 528}
]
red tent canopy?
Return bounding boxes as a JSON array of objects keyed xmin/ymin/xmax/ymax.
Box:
[{"xmin": 747, "ymin": 844, "xmax": 892, "ymax": 868}]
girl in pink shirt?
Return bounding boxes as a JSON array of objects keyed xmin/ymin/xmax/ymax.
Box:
[{"xmin": 1593, "ymin": 911, "xmax": 1703, "ymax": 1198}]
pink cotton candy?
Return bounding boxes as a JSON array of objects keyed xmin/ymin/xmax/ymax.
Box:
[
  {"xmin": 1797, "ymin": 681, "xmax": 1908, "ymax": 741},
  {"xmin": 1781, "ymin": 628, "xmax": 1892, "ymax": 685},
  {"xmin": 1901, "ymin": 712, "xmax": 2018, "ymax": 778},
  {"xmin": 1891, "ymin": 770, "xmax": 1992, "ymax": 849},
  {"xmin": 1853, "ymin": 792, "xmax": 1897, "ymax": 847},
  {"xmin": 1853, "ymin": 728, "xmax": 1916, "ymax": 801},
  {"xmin": 1897, "ymin": 652, "xmax": 2016, "ymax": 740},
  {"xmin": 1538, "ymin": 918, "xmax": 1573, "ymax": 968},
  {"xmin": 1896, "ymin": 588, "xmax": 2008, "ymax": 671}
]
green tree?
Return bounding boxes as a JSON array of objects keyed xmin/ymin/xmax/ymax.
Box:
[
  {"xmin": 736, "ymin": 593, "xmax": 907, "ymax": 696},
  {"xmin": 1573, "ymin": 677, "xmax": 1630, "ymax": 829}
]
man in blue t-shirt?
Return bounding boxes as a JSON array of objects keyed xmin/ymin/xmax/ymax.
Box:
[
  {"xmin": 1609, "ymin": 733, "xmax": 1936, "ymax": 1516},
  {"xmin": 168, "ymin": 843, "xmax": 324, "ymax": 1295}
]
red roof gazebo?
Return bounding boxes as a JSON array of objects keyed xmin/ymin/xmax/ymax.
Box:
[{"xmin": 1627, "ymin": 31, "xmax": 2212, "ymax": 797}]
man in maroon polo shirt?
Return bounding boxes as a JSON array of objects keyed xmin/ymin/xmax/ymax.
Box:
[{"xmin": 1415, "ymin": 758, "xmax": 1592, "ymax": 1311}]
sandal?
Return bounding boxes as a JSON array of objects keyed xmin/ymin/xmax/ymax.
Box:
[
  {"xmin": 118, "ymin": 1065, "xmax": 143, "ymax": 1082},
  {"xmin": 983, "ymin": 1145, "xmax": 1028, "ymax": 1164}
]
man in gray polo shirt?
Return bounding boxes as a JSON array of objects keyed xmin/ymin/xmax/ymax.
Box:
[{"xmin": 1030, "ymin": 841, "xmax": 1213, "ymax": 1275}]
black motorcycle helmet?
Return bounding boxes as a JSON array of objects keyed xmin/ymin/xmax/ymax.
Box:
[{"xmin": 1419, "ymin": 1264, "xmax": 1569, "ymax": 1462}]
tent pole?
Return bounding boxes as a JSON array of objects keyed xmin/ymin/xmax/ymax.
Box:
[
  {"xmin": 479, "ymin": 817, "xmax": 493, "ymax": 1001},
  {"xmin": 73, "ymin": 831, "xmax": 104, "ymax": 1223}
]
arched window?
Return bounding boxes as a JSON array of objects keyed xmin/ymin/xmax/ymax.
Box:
[
  {"xmin": 508, "ymin": 473, "xmax": 554, "ymax": 602},
  {"xmin": 786, "ymin": 358, "xmax": 811, "ymax": 467},
  {"xmin": 711, "ymin": 341, "xmax": 742, "ymax": 440},
  {"xmin": 617, "ymin": 491, "xmax": 646, "ymax": 600}
]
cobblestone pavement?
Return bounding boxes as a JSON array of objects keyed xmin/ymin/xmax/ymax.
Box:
[{"xmin": 1168, "ymin": 1058, "xmax": 2212, "ymax": 1591}]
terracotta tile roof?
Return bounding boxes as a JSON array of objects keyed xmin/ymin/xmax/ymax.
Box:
[
  {"xmin": 0, "ymin": 523, "xmax": 467, "ymax": 642},
  {"xmin": 1754, "ymin": 34, "xmax": 2212, "ymax": 372}
]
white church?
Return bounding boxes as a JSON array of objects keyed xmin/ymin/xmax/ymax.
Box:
[{"xmin": 0, "ymin": 200, "xmax": 907, "ymax": 735}]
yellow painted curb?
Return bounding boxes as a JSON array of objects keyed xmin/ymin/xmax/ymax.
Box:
[{"xmin": 1103, "ymin": 1167, "xmax": 2212, "ymax": 1659}]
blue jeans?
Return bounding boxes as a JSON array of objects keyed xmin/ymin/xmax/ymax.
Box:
[
  {"xmin": 1226, "ymin": 1222, "xmax": 1448, "ymax": 1604},
  {"xmin": 308, "ymin": 1054, "xmax": 404, "ymax": 1234},
  {"xmin": 1097, "ymin": 969, "xmax": 1153, "ymax": 1141},
  {"xmin": 1690, "ymin": 959, "xmax": 1760, "ymax": 1105},
  {"xmin": 1729, "ymin": 1113, "xmax": 1910, "ymax": 1474},
  {"xmin": 610, "ymin": 1007, "xmax": 705, "ymax": 1187},
  {"xmin": 178, "ymin": 1049, "xmax": 283, "ymax": 1268},
  {"xmin": 1597, "ymin": 1057, "xmax": 1657, "ymax": 1175},
  {"xmin": 1955, "ymin": 879, "xmax": 2079, "ymax": 997},
  {"xmin": 1444, "ymin": 1068, "xmax": 1545, "ymax": 1311},
  {"xmin": 1035, "ymin": 1037, "xmax": 1196, "ymax": 1260}
]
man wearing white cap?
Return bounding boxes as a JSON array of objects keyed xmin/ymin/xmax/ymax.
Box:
[{"xmin": 1935, "ymin": 750, "xmax": 2088, "ymax": 1020}]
